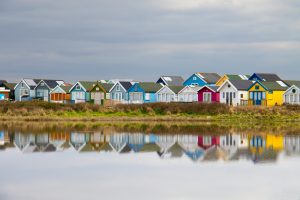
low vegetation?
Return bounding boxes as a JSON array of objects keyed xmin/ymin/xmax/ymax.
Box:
[{"xmin": 0, "ymin": 101, "xmax": 299, "ymax": 122}]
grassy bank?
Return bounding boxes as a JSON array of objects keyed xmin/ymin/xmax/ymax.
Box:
[{"xmin": 0, "ymin": 101, "xmax": 299, "ymax": 122}]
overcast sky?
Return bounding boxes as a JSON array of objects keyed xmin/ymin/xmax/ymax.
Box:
[{"xmin": 0, "ymin": 0, "xmax": 299, "ymax": 83}]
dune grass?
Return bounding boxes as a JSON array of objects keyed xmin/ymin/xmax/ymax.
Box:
[{"xmin": 0, "ymin": 101, "xmax": 299, "ymax": 122}]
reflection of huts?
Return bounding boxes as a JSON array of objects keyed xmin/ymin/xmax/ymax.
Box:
[
  {"xmin": 0, "ymin": 131, "xmax": 11, "ymax": 150},
  {"xmin": 178, "ymin": 135, "xmax": 204, "ymax": 161},
  {"xmin": 164, "ymin": 142, "xmax": 184, "ymax": 158},
  {"xmin": 109, "ymin": 133, "xmax": 129, "ymax": 153},
  {"xmin": 128, "ymin": 133, "xmax": 144, "ymax": 152},
  {"xmin": 266, "ymin": 134, "xmax": 284, "ymax": 151},
  {"xmin": 230, "ymin": 149, "xmax": 252, "ymax": 161},
  {"xmin": 36, "ymin": 133, "xmax": 56, "ymax": 152},
  {"xmin": 252, "ymin": 148, "xmax": 278, "ymax": 164},
  {"xmin": 14, "ymin": 133, "xmax": 36, "ymax": 151},
  {"xmin": 155, "ymin": 135, "xmax": 177, "ymax": 154},
  {"xmin": 284, "ymin": 135, "xmax": 300, "ymax": 155},
  {"xmin": 249, "ymin": 135, "xmax": 266, "ymax": 155},
  {"xmin": 49, "ymin": 132, "xmax": 71, "ymax": 151},
  {"xmin": 202, "ymin": 146, "xmax": 228, "ymax": 161},
  {"xmin": 89, "ymin": 132, "xmax": 107, "ymax": 151},
  {"xmin": 198, "ymin": 136, "xmax": 220, "ymax": 150},
  {"xmin": 220, "ymin": 134, "xmax": 240, "ymax": 158},
  {"xmin": 70, "ymin": 132, "xmax": 90, "ymax": 151}
]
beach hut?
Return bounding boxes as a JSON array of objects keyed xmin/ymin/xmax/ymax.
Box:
[{"xmin": 198, "ymin": 85, "xmax": 220, "ymax": 103}]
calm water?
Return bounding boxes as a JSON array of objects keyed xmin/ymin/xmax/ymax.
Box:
[{"xmin": 1, "ymin": 123, "xmax": 300, "ymax": 200}]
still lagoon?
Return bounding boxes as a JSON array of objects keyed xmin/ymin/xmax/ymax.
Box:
[{"xmin": 0, "ymin": 122, "xmax": 300, "ymax": 200}]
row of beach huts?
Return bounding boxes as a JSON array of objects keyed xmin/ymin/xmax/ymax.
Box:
[
  {"xmin": 1, "ymin": 131, "xmax": 300, "ymax": 163},
  {"xmin": 0, "ymin": 72, "xmax": 299, "ymax": 106}
]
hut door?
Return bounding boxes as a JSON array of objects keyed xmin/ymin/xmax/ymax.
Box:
[
  {"xmin": 94, "ymin": 93, "xmax": 101, "ymax": 105},
  {"xmin": 203, "ymin": 92, "xmax": 212, "ymax": 103},
  {"xmin": 253, "ymin": 92, "xmax": 262, "ymax": 105}
]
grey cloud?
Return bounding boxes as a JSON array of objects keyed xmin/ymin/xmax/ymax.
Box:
[{"xmin": 0, "ymin": 0, "xmax": 299, "ymax": 82}]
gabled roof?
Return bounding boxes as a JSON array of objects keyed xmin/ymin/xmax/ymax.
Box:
[
  {"xmin": 195, "ymin": 73, "xmax": 221, "ymax": 84},
  {"xmin": 179, "ymin": 85, "xmax": 202, "ymax": 94},
  {"xmin": 218, "ymin": 80, "xmax": 253, "ymax": 91},
  {"xmin": 157, "ymin": 76, "xmax": 184, "ymax": 86},
  {"xmin": 60, "ymin": 85, "xmax": 72, "ymax": 93},
  {"xmin": 262, "ymin": 81, "xmax": 288, "ymax": 91},
  {"xmin": 250, "ymin": 73, "xmax": 282, "ymax": 82},
  {"xmin": 100, "ymin": 83, "xmax": 114, "ymax": 92},
  {"xmin": 36, "ymin": 79, "xmax": 64, "ymax": 90},
  {"xmin": 284, "ymin": 80, "xmax": 300, "ymax": 88},
  {"xmin": 17, "ymin": 78, "xmax": 41, "ymax": 90},
  {"xmin": 248, "ymin": 81, "xmax": 288, "ymax": 91},
  {"xmin": 199, "ymin": 85, "xmax": 219, "ymax": 92},
  {"xmin": 79, "ymin": 81, "xmax": 96, "ymax": 91},
  {"xmin": 226, "ymin": 74, "xmax": 250, "ymax": 80},
  {"xmin": 138, "ymin": 82, "xmax": 163, "ymax": 93},
  {"xmin": 168, "ymin": 85, "xmax": 185, "ymax": 94},
  {"xmin": 119, "ymin": 81, "xmax": 133, "ymax": 91},
  {"xmin": 2, "ymin": 82, "xmax": 16, "ymax": 90}
]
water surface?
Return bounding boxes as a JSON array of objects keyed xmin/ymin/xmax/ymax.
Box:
[{"xmin": 0, "ymin": 122, "xmax": 300, "ymax": 200}]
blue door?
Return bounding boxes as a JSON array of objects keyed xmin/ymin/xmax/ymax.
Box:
[{"xmin": 253, "ymin": 92, "xmax": 262, "ymax": 105}]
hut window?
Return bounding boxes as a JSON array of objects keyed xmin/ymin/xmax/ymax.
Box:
[
  {"xmin": 96, "ymin": 87, "xmax": 99, "ymax": 91},
  {"xmin": 41, "ymin": 82, "xmax": 45, "ymax": 86},
  {"xmin": 116, "ymin": 85, "xmax": 120, "ymax": 91},
  {"xmin": 76, "ymin": 85, "xmax": 81, "ymax": 90},
  {"xmin": 262, "ymin": 92, "xmax": 266, "ymax": 99},
  {"xmin": 134, "ymin": 85, "xmax": 138, "ymax": 92},
  {"xmin": 250, "ymin": 92, "xmax": 253, "ymax": 99},
  {"xmin": 21, "ymin": 83, "xmax": 24, "ymax": 88},
  {"xmin": 145, "ymin": 93, "xmax": 150, "ymax": 100},
  {"xmin": 228, "ymin": 84, "xmax": 231, "ymax": 88},
  {"xmin": 255, "ymin": 85, "xmax": 260, "ymax": 90},
  {"xmin": 292, "ymin": 89, "xmax": 296, "ymax": 93},
  {"xmin": 223, "ymin": 92, "xmax": 225, "ymax": 98},
  {"xmin": 240, "ymin": 94, "xmax": 244, "ymax": 98},
  {"xmin": 193, "ymin": 76, "xmax": 197, "ymax": 80},
  {"xmin": 233, "ymin": 92, "xmax": 236, "ymax": 98}
]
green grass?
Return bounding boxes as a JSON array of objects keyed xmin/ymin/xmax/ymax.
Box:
[{"xmin": 0, "ymin": 101, "xmax": 299, "ymax": 122}]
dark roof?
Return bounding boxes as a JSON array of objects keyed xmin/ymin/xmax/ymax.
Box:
[
  {"xmin": 197, "ymin": 73, "xmax": 221, "ymax": 84},
  {"xmin": 0, "ymin": 80, "xmax": 7, "ymax": 85},
  {"xmin": 139, "ymin": 82, "xmax": 163, "ymax": 93},
  {"xmin": 78, "ymin": 81, "xmax": 96, "ymax": 91},
  {"xmin": 43, "ymin": 80, "xmax": 64, "ymax": 89},
  {"xmin": 229, "ymin": 80, "xmax": 253, "ymax": 90},
  {"xmin": 253, "ymin": 73, "xmax": 282, "ymax": 81},
  {"xmin": 2, "ymin": 82, "xmax": 16, "ymax": 90},
  {"xmin": 100, "ymin": 83, "xmax": 114, "ymax": 92},
  {"xmin": 168, "ymin": 85, "xmax": 185, "ymax": 94},
  {"xmin": 60, "ymin": 85, "xmax": 72, "ymax": 93},
  {"xmin": 119, "ymin": 81, "xmax": 133, "ymax": 91},
  {"xmin": 226, "ymin": 74, "xmax": 250, "ymax": 80},
  {"xmin": 23, "ymin": 79, "xmax": 42, "ymax": 89},
  {"xmin": 284, "ymin": 80, "xmax": 300, "ymax": 88},
  {"xmin": 158, "ymin": 76, "xmax": 184, "ymax": 86},
  {"xmin": 262, "ymin": 81, "xmax": 288, "ymax": 91}
]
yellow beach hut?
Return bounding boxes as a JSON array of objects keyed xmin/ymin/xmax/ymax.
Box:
[{"xmin": 248, "ymin": 81, "xmax": 288, "ymax": 106}]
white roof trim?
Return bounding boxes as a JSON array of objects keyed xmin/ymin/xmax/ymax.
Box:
[
  {"xmin": 34, "ymin": 80, "xmax": 51, "ymax": 90},
  {"xmin": 284, "ymin": 85, "xmax": 300, "ymax": 95},
  {"xmin": 109, "ymin": 81, "xmax": 127, "ymax": 93},
  {"xmin": 217, "ymin": 79, "xmax": 238, "ymax": 92},
  {"xmin": 155, "ymin": 85, "xmax": 176, "ymax": 95},
  {"xmin": 69, "ymin": 81, "xmax": 87, "ymax": 92},
  {"xmin": 14, "ymin": 79, "xmax": 31, "ymax": 90},
  {"xmin": 194, "ymin": 73, "xmax": 208, "ymax": 83},
  {"xmin": 49, "ymin": 85, "xmax": 67, "ymax": 94}
]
